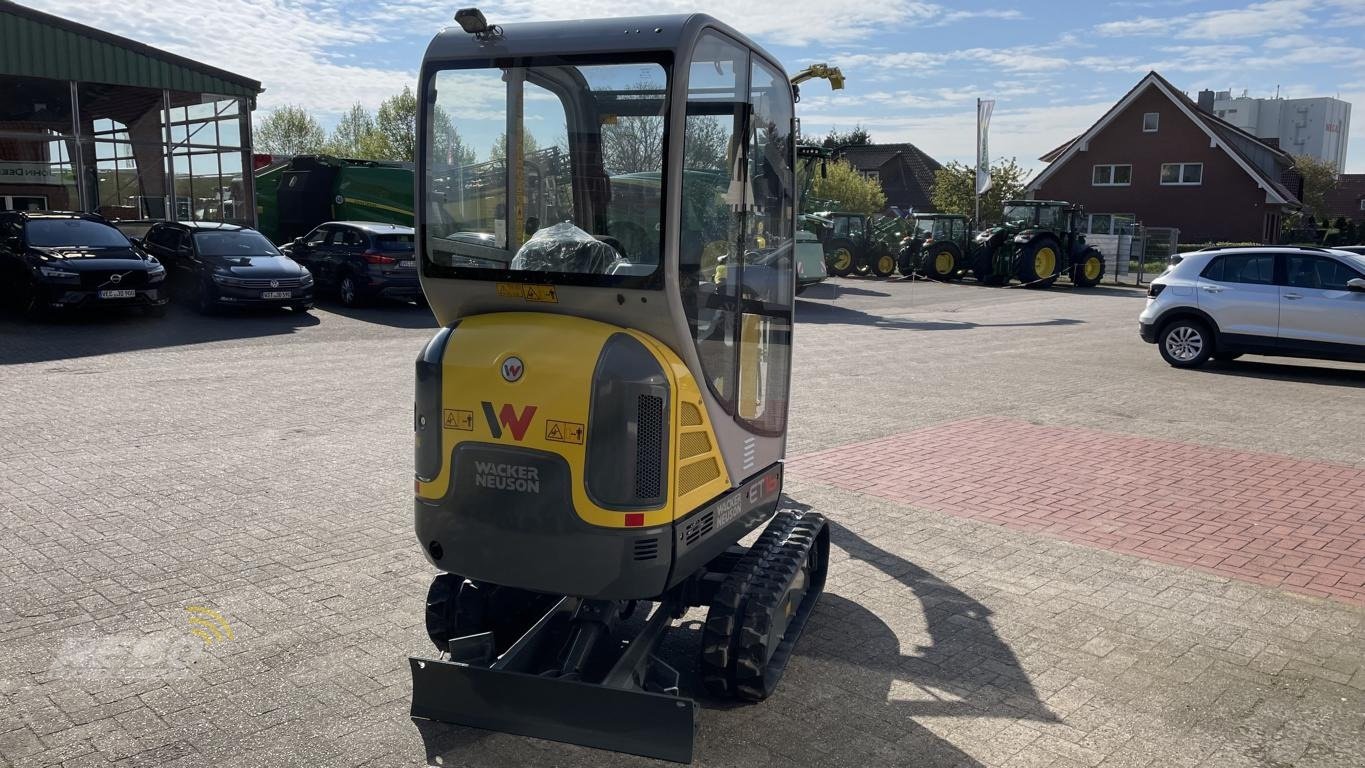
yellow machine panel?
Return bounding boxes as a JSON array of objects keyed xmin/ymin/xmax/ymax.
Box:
[{"xmin": 415, "ymin": 312, "xmax": 730, "ymax": 528}]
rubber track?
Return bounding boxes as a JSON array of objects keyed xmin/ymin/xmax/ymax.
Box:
[{"xmin": 700, "ymin": 510, "xmax": 827, "ymax": 700}]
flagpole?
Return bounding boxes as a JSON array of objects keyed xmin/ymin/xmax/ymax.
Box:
[{"xmin": 974, "ymin": 98, "xmax": 981, "ymax": 227}]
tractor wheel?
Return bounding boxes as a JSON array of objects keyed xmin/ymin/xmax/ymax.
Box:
[
  {"xmin": 825, "ymin": 239, "xmax": 857, "ymax": 277},
  {"xmin": 1071, "ymin": 247, "xmax": 1105, "ymax": 287},
  {"xmin": 897, "ymin": 247, "xmax": 918, "ymax": 276},
  {"xmin": 972, "ymin": 247, "xmax": 1006, "ymax": 286},
  {"xmin": 920, "ymin": 243, "xmax": 960, "ymax": 281},
  {"xmin": 869, "ymin": 250, "xmax": 897, "ymax": 278},
  {"xmin": 1017, "ymin": 237, "xmax": 1061, "ymax": 288}
]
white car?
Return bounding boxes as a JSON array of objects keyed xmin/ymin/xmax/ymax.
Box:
[{"xmin": 1139, "ymin": 246, "xmax": 1365, "ymax": 368}]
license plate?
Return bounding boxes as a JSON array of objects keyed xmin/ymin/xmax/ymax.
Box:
[
  {"xmin": 261, "ymin": 291, "xmax": 292, "ymax": 299},
  {"xmin": 396, "ymin": 260, "xmax": 416, "ymax": 269},
  {"xmin": 99, "ymin": 289, "xmax": 135, "ymax": 299}
]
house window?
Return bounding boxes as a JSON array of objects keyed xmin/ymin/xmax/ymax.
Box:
[
  {"xmin": 1086, "ymin": 213, "xmax": 1135, "ymax": 235},
  {"xmin": 1143, "ymin": 112, "xmax": 1159, "ymax": 132},
  {"xmin": 1091, "ymin": 164, "xmax": 1132, "ymax": 186},
  {"xmin": 1160, "ymin": 162, "xmax": 1202, "ymax": 186},
  {"xmin": 862, "ymin": 170, "xmax": 879, "ymax": 183}
]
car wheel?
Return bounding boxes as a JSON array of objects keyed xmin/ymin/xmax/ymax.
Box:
[
  {"xmin": 1158, "ymin": 319, "xmax": 1213, "ymax": 368},
  {"xmin": 339, "ymin": 275, "xmax": 364, "ymax": 307}
]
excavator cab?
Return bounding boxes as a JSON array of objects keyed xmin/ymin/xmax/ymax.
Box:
[{"xmin": 409, "ymin": 10, "xmax": 830, "ymax": 763}]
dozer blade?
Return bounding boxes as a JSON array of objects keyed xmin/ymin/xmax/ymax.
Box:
[{"xmin": 409, "ymin": 656, "xmax": 698, "ymax": 763}]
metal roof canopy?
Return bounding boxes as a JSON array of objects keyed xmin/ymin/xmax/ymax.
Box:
[{"xmin": 0, "ymin": 0, "xmax": 261, "ymax": 102}]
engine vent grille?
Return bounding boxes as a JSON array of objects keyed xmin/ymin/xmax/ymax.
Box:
[
  {"xmin": 678, "ymin": 458, "xmax": 720, "ymax": 495},
  {"xmin": 633, "ymin": 537, "xmax": 659, "ymax": 561},
  {"xmin": 679, "ymin": 431, "xmax": 711, "ymax": 459},
  {"xmin": 682, "ymin": 510, "xmax": 715, "ymax": 547},
  {"xmin": 634, "ymin": 394, "xmax": 663, "ymax": 499},
  {"xmin": 680, "ymin": 402, "xmax": 703, "ymax": 426}
]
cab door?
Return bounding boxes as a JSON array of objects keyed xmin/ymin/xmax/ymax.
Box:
[
  {"xmin": 1195, "ymin": 252, "xmax": 1280, "ymax": 340},
  {"xmin": 1279, "ymin": 254, "xmax": 1365, "ymax": 348}
]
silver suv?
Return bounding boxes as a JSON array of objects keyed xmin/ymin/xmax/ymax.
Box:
[{"xmin": 1138, "ymin": 246, "xmax": 1365, "ymax": 368}]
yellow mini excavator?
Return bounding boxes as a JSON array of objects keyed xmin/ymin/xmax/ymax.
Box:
[{"xmin": 409, "ymin": 9, "xmax": 841, "ymax": 762}]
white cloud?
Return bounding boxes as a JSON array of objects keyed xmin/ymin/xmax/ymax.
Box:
[{"xmin": 1097, "ymin": 0, "xmax": 1320, "ymax": 39}]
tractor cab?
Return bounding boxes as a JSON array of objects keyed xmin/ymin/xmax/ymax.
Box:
[
  {"xmin": 409, "ymin": 12, "xmax": 830, "ymax": 763},
  {"xmin": 898, "ymin": 212, "xmax": 971, "ymax": 279},
  {"xmin": 972, "ymin": 199, "xmax": 1105, "ymax": 288}
]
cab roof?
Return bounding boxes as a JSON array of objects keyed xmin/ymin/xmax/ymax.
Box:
[{"xmin": 423, "ymin": 13, "xmax": 782, "ymax": 74}]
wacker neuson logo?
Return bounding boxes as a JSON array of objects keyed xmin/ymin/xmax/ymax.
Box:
[{"xmin": 474, "ymin": 460, "xmax": 540, "ymax": 493}]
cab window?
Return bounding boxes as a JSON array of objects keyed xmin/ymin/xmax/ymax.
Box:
[
  {"xmin": 1287, "ymin": 255, "xmax": 1361, "ymax": 291},
  {"xmin": 1201, "ymin": 253, "xmax": 1274, "ymax": 285}
]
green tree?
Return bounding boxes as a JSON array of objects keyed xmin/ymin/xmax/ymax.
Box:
[
  {"xmin": 807, "ymin": 159, "xmax": 886, "ymax": 214},
  {"xmin": 821, "ymin": 125, "xmax": 872, "ymax": 149},
  {"xmin": 488, "ymin": 131, "xmax": 542, "ymax": 162},
  {"xmin": 1293, "ymin": 153, "xmax": 1338, "ymax": 222},
  {"xmin": 326, "ymin": 103, "xmax": 377, "ymax": 159},
  {"xmin": 432, "ymin": 106, "xmax": 476, "ymax": 166},
  {"xmin": 931, "ymin": 157, "xmax": 1028, "ymax": 224},
  {"xmin": 253, "ymin": 105, "xmax": 326, "ymax": 156},
  {"xmin": 374, "ymin": 86, "xmax": 419, "ymax": 162}
]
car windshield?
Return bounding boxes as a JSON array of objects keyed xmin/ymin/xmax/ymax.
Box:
[
  {"xmin": 376, "ymin": 233, "xmax": 415, "ymax": 251},
  {"xmin": 1001, "ymin": 205, "xmax": 1035, "ymax": 226},
  {"xmin": 26, "ymin": 219, "xmax": 130, "ymax": 248},
  {"xmin": 194, "ymin": 230, "xmax": 280, "ymax": 257},
  {"xmin": 423, "ymin": 55, "xmax": 669, "ymax": 285}
]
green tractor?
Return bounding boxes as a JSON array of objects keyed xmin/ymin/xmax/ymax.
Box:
[
  {"xmin": 809, "ymin": 211, "xmax": 907, "ymax": 278},
  {"xmin": 897, "ymin": 213, "xmax": 972, "ymax": 280},
  {"xmin": 969, "ymin": 200, "xmax": 1106, "ymax": 288}
]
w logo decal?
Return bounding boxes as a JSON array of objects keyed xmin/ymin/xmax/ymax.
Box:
[{"xmin": 482, "ymin": 402, "xmax": 538, "ymax": 441}]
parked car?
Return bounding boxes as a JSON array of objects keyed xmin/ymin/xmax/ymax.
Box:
[
  {"xmin": 282, "ymin": 222, "xmax": 420, "ymax": 307},
  {"xmin": 140, "ymin": 221, "xmax": 313, "ymax": 314},
  {"xmin": 1139, "ymin": 245, "xmax": 1365, "ymax": 368},
  {"xmin": 0, "ymin": 211, "xmax": 168, "ymax": 317}
]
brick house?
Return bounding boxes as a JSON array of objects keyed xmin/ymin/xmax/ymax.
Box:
[
  {"xmin": 1324, "ymin": 174, "xmax": 1365, "ymax": 224},
  {"xmin": 1025, "ymin": 71, "xmax": 1300, "ymax": 243},
  {"xmin": 833, "ymin": 143, "xmax": 942, "ymax": 213}
]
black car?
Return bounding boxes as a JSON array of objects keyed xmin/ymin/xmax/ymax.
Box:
[
  {"xmin": 0, "ymin": 211, "xmax": 168, "ymax": 317},
  {"xmin": 284, "ymin": 222, "xmax": 419, "ymax": 307},
  {"xmin": 140, "ymin": 222, "xmax": 314, "ymax": 313}
]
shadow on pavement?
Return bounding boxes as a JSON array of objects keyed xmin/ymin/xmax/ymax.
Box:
[
  {"xmin": 803, "ymin": 281, "xmax": 893, "ymax": 298},
  {"xmin": 414, "ymin": 510, "xmax": 1052, "ymax": 767},
  {"xmin": 1200, "ymin": 358, "xmax": 1365, "ymax": 389},
  {"xmin": 796, "ymin": 299, "xmax": 1084, "ymax": 332},
  {"xmin": 320, "ymin": 300, "xmax": 438, "ymax": 329},
  {"xmin": 0, "ymin": 304, "xmax": 320, "ymax": 365}
]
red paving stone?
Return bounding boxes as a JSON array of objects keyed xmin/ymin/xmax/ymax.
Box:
[{"xmin": 788, "ymin": 418, "xmax": 1365, "ymax": 605}]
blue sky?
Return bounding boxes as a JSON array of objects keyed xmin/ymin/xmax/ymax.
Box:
[{"xmin": 30, "ymin": 0, "xmax": 1365, "ymax": 174}]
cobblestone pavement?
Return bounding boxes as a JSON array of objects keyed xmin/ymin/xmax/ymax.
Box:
[
  {"xmin": 1, "ymin": 280, "xmax": 1363, "ymax": 767},
  {"xmin": 788, "ymin": 418, "xmax": 1365, "ymax": 604}
]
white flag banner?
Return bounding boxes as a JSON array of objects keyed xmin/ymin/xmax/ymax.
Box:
[{"xmin": 976, "ymin": 99, "xmax": 994, "ymax": 195}]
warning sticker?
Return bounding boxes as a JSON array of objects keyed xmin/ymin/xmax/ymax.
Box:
[
  {"xmin": 523, "ymin": 285, "xmax": 558, "ymax": 303},
  {"xmin": 495, "ymin": 283, "xmax": 559, "ymax": 303},
  {"xmin": 544, "ymin": 419, "xmax": 585, "ymax": 445},
  {"xmin": 443, "ymin": 409, "xmax": 474, "ymax": 431}
]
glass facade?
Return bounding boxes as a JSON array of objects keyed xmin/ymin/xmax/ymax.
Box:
[{"xmin": 0, "ymin": 73, "xmax": 253, "ymax": 224}]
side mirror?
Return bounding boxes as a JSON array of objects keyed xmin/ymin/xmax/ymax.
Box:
[
  {"xmin": 128, "ymin": 236, "xmax": 144, "ymax": 248},
  {"xmin": 1348, "ymin": 278, "xmax": 1365, "ymax": 293},
  {"xmin": 293, "ymin": 237, "xmax": 305, "ymax": 248}
]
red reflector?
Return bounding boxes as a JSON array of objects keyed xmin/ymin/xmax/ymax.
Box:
[
  {"xmin": 624, "ymin": 513, "xmax": 645, "ymax": 527},
  {"xmin": 364, "ymin": 250, "xmax": 397, "ymax": 265}
]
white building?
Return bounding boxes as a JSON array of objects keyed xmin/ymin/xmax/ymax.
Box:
[{"xmin": 1197, "ymin": 90, "xmax": 1351, "ymax": 172}]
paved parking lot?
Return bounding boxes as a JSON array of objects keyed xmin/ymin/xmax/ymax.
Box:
[{"xmin": 1, "ymin": 278, "xmax": 1363, "ymax": 767}]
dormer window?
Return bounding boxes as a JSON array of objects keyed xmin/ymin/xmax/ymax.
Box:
[{"xmin": 1143, "ymin": 112, "xmax": 1159, "ymax": 132}]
